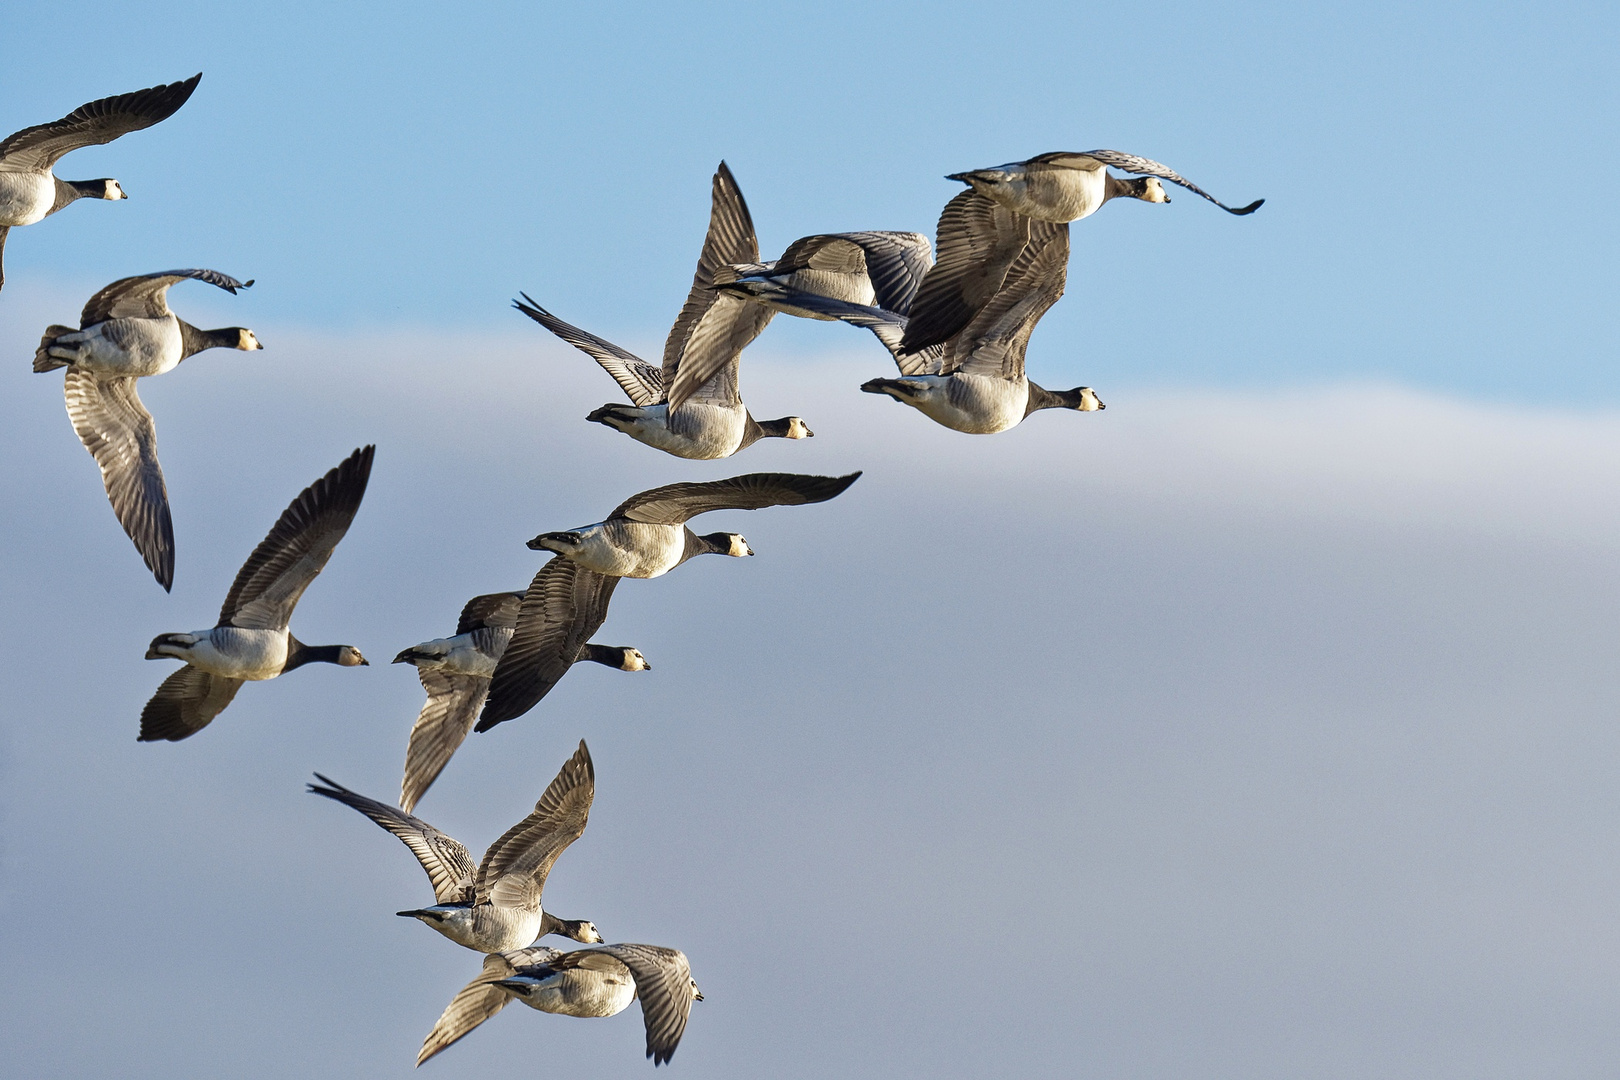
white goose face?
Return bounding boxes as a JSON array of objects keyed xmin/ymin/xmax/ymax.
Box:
[
  {"xmin": 619, "ymin": 649, "xmax": 650, "ymax": 672},
  {"xmin": 785, "ymin": 417, "xmax": 813, "ymax": 439},
  {"xmin": 1141, "ymin": 177, "xmax": 1169, "ymax": 204},
  {"xmin": 574, "ymin": 921, "xmax": 603, "ymax": 944},
  {"xmin": 336, "ymin": 646, "xmax": 369, "ymax": 667},
  {"xmin": 236, "ymin": 329, "xmax": 263, "ymax": 351},
  {"xmin": 102, "ymin": 179, "xmax": 126, "ymax": 200},
  {"xmin": 1076, "ymin": 387, "xmax": 1105, "ymax": 411},
  {"xmin": 690, "ymin": 978, "xmax": 704, "ymax": 1002},
  {"xmin": 725, "ymin": 534, "xmax": 753, "ymax": 558}
]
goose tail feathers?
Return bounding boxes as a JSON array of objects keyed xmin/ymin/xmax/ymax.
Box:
[{"xmin": 33, "ymin": 326, "xmax": 75, "ymax": 372}]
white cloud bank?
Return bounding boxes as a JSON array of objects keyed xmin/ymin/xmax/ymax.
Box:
[{"xmin": 2, "ymin": 303, "xmax": 1618, "ymax": 1078}]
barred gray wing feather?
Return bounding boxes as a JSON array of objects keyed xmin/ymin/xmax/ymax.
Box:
[
  {"xmin": 1078, "ymin": 149, "xmax": 1264, "ymax": 215},
  {"xmin": 663, "ymin": 292, "xmax": 773, "ymax": 412},
  {"xmin": 479, "ymin": 560, "xmax": 619, "ymax": 732},
  {"xmin": 610, "ymin": 471, "xmax": 861, "ymax": 526},
  {"xmin": 79, "ymin": 268, "xmax": 250, "ymax": 326},
  {"xmin": 476, "ymin": 740, "xmax": 594, "ymax": 910},
  {"xmin": 662, "ymin": 163, "xmax": 758, "ymax": 373},
  {"xmin": 456, "ymin": 591, "xmax": 524, "ymax": 635},
  {"xmin": 845, "ymin": 231, "xmax": 933, "ymax": 315},
  {"xmin": 306, "ymin": 773, "xmax": 476, "ymax": 904},
  {"xmin": 900, "ymin": 191, "xmax": 1030, "ymax": 353},
  {"xmin": 594, "ymin": 945, "xmax": 697, "ymax": 1065},
  {"xmin": 63, "ymin": 371, "xmax": 174, "ymax": 590},
  {"xmin": 399, "ymin": 671, "xmax": 492, "ymax": 814},
  {"xmin": 514, "ymin": 295, "xmax": 665, "ymax": 407},
  {"xmin": 944, "ymin": 225, "xmax": 1070, "ymax": 380},
  {"xmin": 138, "ymin": 666, "xmax": 243, "ymax": 742},
  {"xmin": 0, "ymin": 74, "xmax": 201, "ymax": 173},
  {"xmin": 220, "ymin": 445, "xmax": 373, "ymax": 630},
  {"xmin": 416, "ymin": 951, "xmax": 529, "ymax": 1066}
]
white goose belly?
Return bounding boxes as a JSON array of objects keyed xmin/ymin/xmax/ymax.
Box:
[
  {"xmin": 904, "ymin": 374, "xmax": 1029, "ymax": 434},
  {"xmin": 51, "ymin": 317, "xmax": 183, "ymax": 376},
  {"xmin": 565, "ymin": 521, "xmax": 687, "ymax": 579},
  {"xmin": 612, "ymin": 402, "xmax": 746, "ymax": 460},
  {"xmin": 185, "ymin": 627, "xmax": 291, "ymax": 680},
  {"xmin": 519, "ymin": 968, "xmax": 636, "ymax": 1018},
  {"xmin": 427, "ymin": 904, "xmax": 546, "ymax": 952},
  {"xmin": 0, "ymin": 171, "xmax": 55, "ymax": 226},
  {"xmin": 1020, "ymin": 165, "xmax": 1107, "ymax": 222},
  {"xmin": 408, "ymin": 632, "xmax": 505, "ymax": 676}
]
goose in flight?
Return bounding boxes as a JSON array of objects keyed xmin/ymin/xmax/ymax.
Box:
[
  {"xmin": 308, "ymin": 739, "xmax": 603, "ymax": 953},
  {"xmin": 35, "ymin": 268, "xmax": 261, "ymax": 590},
  {"xmin": 856, "ymin": 227, "xmax": 1104, "ymax": 433},
  {"xmin": 476, "ymin": 557, "xmax": 647, "ymax": 734},
  {"xmin": 514, "ymin": 163, "xmax": 811, "ymax": 459},
  {"xmin": 946, "ymin": 149, "xmax": 1264, "ymax": 223},
  {"xmin": 528, "ymin": 471, "xmax": 861, "ymax": 580},
  {"xmin": 394, "ymin": 582, "xmax": 648, "ymax": 813},
  {"xmin": 901, "ymin": 151, "xmax": 1261, "ymax": 352},
  {"xmin": 0, "ymin": 74, "xmax": 201, "ymax": 292},
  {"xmin": 418, "ymin": 943, "xmax": 701, "ymax": 1067},
  {"xmin": 139, "ymin": 446, "xmax": 372, "ymax": 742}
]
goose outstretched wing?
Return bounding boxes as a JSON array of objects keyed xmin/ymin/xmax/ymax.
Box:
[
  {"xmin": 0, "ymin": 74, "xmax": 201, "ymax": 174},
  {"xmin": 475, "ymin": 740, "xmax": 595, "ymax": 910},
  {"xmin": 307, "ymin": 774, "xmax": 477, "ymax": 904},
  {"xmin": 78, "ymin": 268, "xmax": 251, "ymax": 326},
  {"xmin": 479, "ymin": 559, "xmax": 620, "ymax": 731},
  {"xmin": 900, "ymin": 191, "xmax": 1064, "ymax": 354},
  {"xmin": 514, "ymin": 294, "xmax": 665, "ymax": 407},
  {"xmin": 610, "ymin": 471, "xmax": 861, "ymax": 526},
  {"xmin": 219, "ymin": 445, "xmax": 374, "ymax": 630},
  {"xmin": 662, "ymin": 162, "xmax": 773, "ymax": 413},
  {"xmin": 942, "ymin": 225, "xmax": 1070, "ymax": 381},
  {"xmin": 137, "ymin": 666, "xmax": 243, "ymax": 742},
  {"xmin": 63, "ymin": 370, "xmax": 174, "ymax": 590}
]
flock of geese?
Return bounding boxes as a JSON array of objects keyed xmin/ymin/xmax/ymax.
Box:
[{"xmin": 4, "ymin": 72, "xmax": 1261, "ymax": 1067}]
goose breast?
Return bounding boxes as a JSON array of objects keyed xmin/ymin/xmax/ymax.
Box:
[{"xmin": 0, "ymin": 172, "xmax": 55, "ymax": 226}]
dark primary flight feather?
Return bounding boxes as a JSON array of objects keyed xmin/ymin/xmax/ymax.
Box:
[
  {"xmin": 138, "ymin": 666, "xmax": 243, "ymax": 742},
  {"xmin": 479, "ymin": 558, "xmax": 621, "ymax": 731},
  {"xmin": 610, "ymin": 471, "xmax": 861, "ymax": 526},
  {"xmin": 514, "ymin": 294, "xmax": 666, "ymax": 408},
  {"xmin": 78, "ymin": 268, "xmax": 251, "ymax": 326},
  {"xmin": 0, "ymin": 74, "xmax": 201, "ymax": 173},
  {"xmin": 219, "ymin": 445, "xmax": 374, "ymax": 630},
  {"xmin": 306, "ymin": 774, "xmax": 478, "ymax": 904}
]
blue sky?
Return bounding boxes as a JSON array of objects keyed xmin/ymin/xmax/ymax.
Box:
[
  {"xmin": 4, "ymin": 3, "xmax": 1620, "ymax": 1078},
  {"xmin": 2, "ymin": 0, "xmax": 1616, "ymax": 399}
]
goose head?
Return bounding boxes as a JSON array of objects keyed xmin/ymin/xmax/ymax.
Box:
[
  {"xmin": 690, "ymin": 978, "xmax": 704, "ymax": 1002},
  {"xmin": 144, "ymin": 632, "xmax": 199, "ymax": 660},
  {"xmin": 233, "ymin": 328, "xmax": 264, "ymax": 351},
  {"xmin": 699, "ymin": 532, "xmax": 752, "ymax": 558},
  {"xmin": 334, "ymin": 645, "xmax": 369, "ymax": 667},
  {"xmin": 1116, "ymin": 175, "xmax": 1169, "ymax": 204},
  {"xmin": 94, "ymin": 179, "xmax": 126, "ymax": 201},
  {"xmin": 1071, "ymin": 386, "xmax": 1105, "ymax": 411},
  {"xmin": 557, "ymin": 919, "xmax": 604, "ymax": 944},
  {"xmin": 758, "ymin": 415, "xmax": 814, "ymax": 440},
  {"xmin": 615, "ymin": 647, "xmax": 651, "ymax": 672}
]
